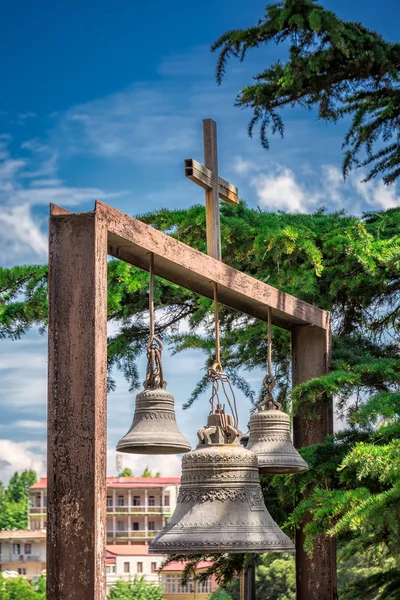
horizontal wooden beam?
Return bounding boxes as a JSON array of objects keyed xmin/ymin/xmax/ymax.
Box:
[
  {"xmin": 184, "ymin": 158, "xmax": 239, "ymax": 205},
  {"xmin": 51, "ymin": 202, "xmax": 329, "ymax": 330}
]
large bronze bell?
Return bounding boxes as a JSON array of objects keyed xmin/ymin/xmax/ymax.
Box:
[
  {"xmin": 149, "ymin": 408, "xmax": 294, "ymax": 554},
  {"xmin": 116, "ymin": 383, "xmax": 191, "ymax": 455},
  {"xmin": 247, "ymin": 392, "xmax": 308, "ymax": 474}
]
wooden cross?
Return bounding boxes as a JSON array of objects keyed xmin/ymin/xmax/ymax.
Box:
[{"xmin": 184, "ymin": 119, "xmax": 238, "ymax": 261}]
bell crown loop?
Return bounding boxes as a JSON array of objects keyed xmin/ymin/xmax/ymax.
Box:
[
  {"xmin": 115, "ymin": 253, "xmax": 191, "ymax": 455},
  {"xmin": 199, "ymin": 365, "xmax": 241, "ymax": 446},
  {"xmin": 144, "ymin": 336, "xmax": 166, "ymax": 390},
  {"xmin": 246, "ymin": 305, "xmax": 309, "ymax": 474}
]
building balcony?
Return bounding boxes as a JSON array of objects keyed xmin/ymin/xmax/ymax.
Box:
[
  {"xmin": 106, "ymin": 531, "xmax": 160, "ymax": 541},
  {"xmin": 106, "ymin": 506, "xmax": 170, "ymax": 515},
  {"xmin": 29, "ymin": 505, "xmax": 170, "ymax": 516},
  {"xmin": 0, "ymin": 555, "xmax": 44, "ymax": 563}
]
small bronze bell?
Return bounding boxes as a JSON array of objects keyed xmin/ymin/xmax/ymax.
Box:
[
  {"xmin": 117, "ymin": 323, "xmax": 191, "ymax": 454},
  {"xmin": 149, "ymin": 407, "xmax": 294, "ymax": 554},
  {"xmin": 247, "ymin": 384, "xmax": 308, "ymax": 474},
  {"xmin": 116, "ymin": 383, "xmax": 191, "ymax": 455}
]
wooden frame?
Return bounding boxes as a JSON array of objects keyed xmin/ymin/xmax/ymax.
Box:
[{"xmin": 48, "ymin": 201, "xmax": 334, "ymax": 600}]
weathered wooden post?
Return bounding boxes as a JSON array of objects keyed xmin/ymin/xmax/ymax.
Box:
[
  {"xmin": 46, "ymin": 129, "xmax": 334, "ymax": 598},
  {"xmin": 292, "ymin": 322, "xmax": 337, "ymax": 600},
  {"xmin": 47, "ymin": 206, "xmax": 108, "ymax": 600}
]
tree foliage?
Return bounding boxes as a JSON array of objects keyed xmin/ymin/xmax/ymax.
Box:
[
  {"xmin": 108, "ymin": 577, "xmax": 163, "ymax": 600},
  {"xmin": 1, "ymin": 202, "xmax": 400, "ymax": 596},
  {"xmin": 0, "ymin": 471, "xmax": 37, "ymax": 531},
  {"xmin": 119, "ymin": 468, "xmax": 134, "ymax": 477},
  {"xmin": 141, "ymin": 467, "xmax": 160, "ymax": 478},
  {"xmin": 0, "ymin": 575, "xmax": 45, "ymax": 600},
  {"xmin": 211, "ymin": 0, "xmax": 400, "ymax": 184}
]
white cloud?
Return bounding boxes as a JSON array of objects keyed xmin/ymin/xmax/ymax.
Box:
[
  {"xmin": 353, "ymin": 176, "xmax": 400, "ymax": 210},
  {"xmin": 0, "ymin": 204, "xmax": 47, "ymax": 259},
  {"xmin": 108, "ymin": 448, "xmax": 182, "ymax": 479},
  {"xmin": 232, "ymin": 157, "xmax": 400, "ymax": 214},
  {"xmin": 0, "ymin": 440, "xmax": 182, "ymax": 485},
  {"xmin": 0, "ymin": 135, "xmax": 128, "ymax": 265},
  {"xmin": 14, "ymin": 420, "xmax": 46, "ymax": 430},
  {"xmin": 58, "ymin": 86, "xmax": 197, "ymax": 162},
  {"xmin": 252, "ymin": 167, "xmax": 320, "ymax": 213},
  {"xmin": 0, "ymin": 439, "xmax": 47, "ymax": 484}
]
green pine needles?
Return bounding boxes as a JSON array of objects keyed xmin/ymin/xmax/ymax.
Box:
[
  {"xmin": 1, "ymin": 203, "xmax": 399, "ymax": 597},
  {"xmin": 212, "ymin": 0, "xmax": 400, "ymax": 184}
]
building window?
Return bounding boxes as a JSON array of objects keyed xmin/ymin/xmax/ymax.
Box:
[
  {"xmin": 133, "ymin": 496, "xmax": 141, "ymax": 506},
  {"xmin": 148, "ymin": 521, "xmax": 155, "ymax": 531},
  {"xmin": 106, "ymin": 564, "xmax": 116, "ymax": 574},
  {"xmin": 132, "ymin": 522, "xmax": 139, "ymax": 531},
  {"xmin": 107, "ymin": 496, "xmax": 113, "ymax": 507},
  {"xmin": 137, "ymin": 562, "xmax": 143, "ymax": 573},
  {"xmin": 162, "ymin": 575, "xmax": 176, "ymax": 594},
  {"xmin": 151, "ymin": 562, "xmax": 157, "ymax": 573},
  {"xmin": 124, "ymin": 562, "xmax": 130, "ymax": 573},
  {"xmin": 13, "ymin": 544, "xmax": 20, "ymax": 555},
  {"xmin": 43, "ymin": 496, "xmax": 47, "ymax": 507},
  {"xmin": 164, "ymin": 495, "xmax": 170, "ymax": 507},
  {"xmin": 117, "ymin": 521, "xmax": 125, "ymax": 531},
  {"xmin": 197, "ymin": 578, "xmax": 212, "ymax": 594},
  {"xmin": 35, "ymin": 494, "xmax": 41, "ymax": 508},
  {"xmin": 148, "ymin": 495, "xmax": 155, "ymax": 506},
  {"xmin": 24, "ymin": 544, "xmax": 32, "ymax": 555},
  {"xmin": 177, "ymin": 577, "xmax": 194, "ymax": 594},
  {"xmin": 117, "ymin": 495, "xmax": 124, "ymax": 507},
  {"xmin": 18, "ymin": 568, "xmax": 26, "ymax": 575}
]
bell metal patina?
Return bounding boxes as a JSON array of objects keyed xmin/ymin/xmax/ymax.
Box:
[
  {"xmin": 149, "ymin": 406, "xmax": 294, "ymax": 554},
  {"xmin": 247, "ymin": 391, "xmax": 308, "ymax": 474},
  {"xmin": 116, "ymin": 383, "xmax": 191, "ymax": 455},
  {"xmin": 247, "ymin": 306, "xmax": 308, "ymax": 474},
  {"xmin": 117, "ymin": 253, "xmax": 191, "ymax": 456}
]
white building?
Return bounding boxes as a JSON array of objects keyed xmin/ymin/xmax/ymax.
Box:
[
  {"xmin": 0, "ymin": 530, "xmax": 46, "ymax": 579},
  {"xmin": 106, "ymin": 544, "xmax": 164, "ymax": 592},
  {"xmin": 29, "ymin": 476, "xmax": 180, "ymax": 543}
]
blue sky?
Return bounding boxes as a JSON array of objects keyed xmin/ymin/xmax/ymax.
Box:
[{"xmin": 0, "ymin": 0, "xmax": 399, "ymax": 483}]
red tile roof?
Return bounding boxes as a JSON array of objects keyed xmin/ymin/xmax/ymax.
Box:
[
  {"xmin": 30, "ymin": 477, "xmax": 180, "ymax": 490},
  {"xmin": 106, "ymin": 544, "xmax": 163, "ymax": 557},
  {"xmin": 161, "ymin": 561, "xmax": 214, "ymax": 572}
]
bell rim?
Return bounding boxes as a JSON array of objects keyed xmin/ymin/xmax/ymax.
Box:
[
  {"xmin": 116, "ymin": 440, "xmax": 192, "ymax": 455},
  {"xmin": 258, "ymin": 463, "xmax": 309, "ymax": 474},
  {"xmin": 148, "ymin": 544, "xmax": 295, "ymax": 554}
]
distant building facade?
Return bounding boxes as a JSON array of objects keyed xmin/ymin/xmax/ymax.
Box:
[
  {"xmin": 29, "ymin": 477, "xmax": 180, "ymax": 543},
  {"xmin": 1, "ymin": 476, "xmax": 217, "ymax": 598},
  {"xmin": 106, "ymin": 544, "xmax": 163, "ymax": 592},
  {"xmin": 0, "ymin": 530, "xmax": 46, "ymax": 579},
  {"xmin": 160, "ymin": 561, "xmax": 218, "ymax": 600}
]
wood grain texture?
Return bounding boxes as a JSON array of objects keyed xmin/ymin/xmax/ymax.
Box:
[
  {"xmin": 203, "ymin": 119, "xmax": 221, "ymax": 260},
  {"xmin": 47, "ymin": 211, "xmax": 108, "ymax": 600},
  {"xmin": 94, "ymin": 200, "xmax": 329, "ymax": 330},
  {"xmin": 184, "ymin": 158, "xmax": 238, "ymax": 205},
  {"xmin": 50, "ymin": 201, "xmax": 330, "ymax": 330},
  {"xmin": 292, "ymin": 322, "xmax": 337, "ymax": 600}
]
